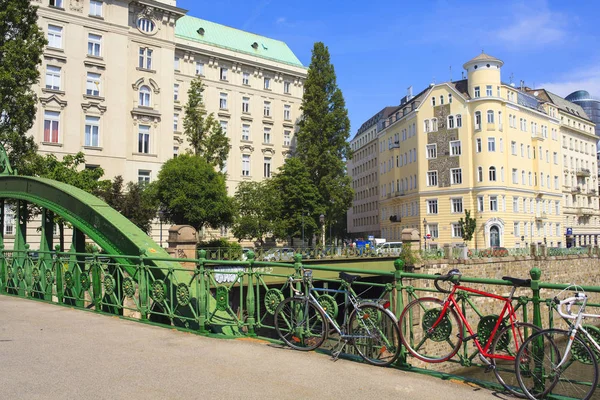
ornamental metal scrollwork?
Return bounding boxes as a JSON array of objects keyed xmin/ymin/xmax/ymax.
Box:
[
  {"xmin": 422, "ymin": 309, "xmax": 452, "ymax": 342},
  {"xmin": 45, "ymin": 270, "xmax": 53, "ymax": 285},
  {"xmin": 264, "ymin": 288, "xmax": 284, "ymax": 315},
  {"xmin": 80, "ymin": 273, "xmax": 90, "ymax": 291},
  {"xmin": 122, "ymin": 277, "xmax": 136, "ymax": 298},
  {"xmin": 176, "ymin": 283, "xmax": 190, "ymax": 306},
  {"xmin": 103, "ymin": 274, "xmax": 116, "ymax": 296},
  {"xmin": 317, "ymin": 294, "xmax": 338, "ymax": 319},
  {"xmin": 64, "ymin": 271, "xmax": 74, "ymax": 289},
  {"xmin": 7, "ymin": 267, "xmax": 13, "ymax": 280},
  {"xmin": 477, "ymin": 315, "xmax": 507, "ymax": 350},
  {"xmin": 16, "ymin": 267, "xmax": 24, "ymax": 281},
  {"xmin": 151, "ymin": 279, "xmax": 166, "ymax": 303},
  {"xmin": 215, "ymin": 286, "xmax": 228, "ymax": 311},
  {"xmin": 32, "ymin": 268, "xmax": 40, "ymax": 283}
]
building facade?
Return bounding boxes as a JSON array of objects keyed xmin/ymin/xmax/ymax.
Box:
[
  {"xmin": 369, "ymin": 53, "xmax": 597, "ymax": 249},
  {"xmin": 18, "ymin": 0, "xmax": 306, "ymax": 244}
]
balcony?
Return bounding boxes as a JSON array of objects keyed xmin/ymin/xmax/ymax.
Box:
[
  {"xmin": 571, "ymin": 186, "xmax": 582, "ymax": 194},
  {"xmin": 389, "ymin": 142, "xmax": 400, "ymax": 149},
  {"xmin": 576, "ymin": 168, "xmax": 591, "ymax": 177},
  {"xmin": 394, "ymin": 191, "xmax": 405, "ymax": 197},
  {"xmin": 389, "ymin": 215, "xmax": 401, "ymax": 223},
  {"xmin": 535, "ymin": 212, "xmax": 548, "ymax": 221}
]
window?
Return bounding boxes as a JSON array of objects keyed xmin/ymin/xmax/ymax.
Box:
[
  {"xmin": 220, "ymin": 120, "xmax": 227, "ymax": 136},
  {"xmin": 43, "ymin": 111, "xmax": 60, "ymax": 143},
  {"xmin": 449, "ymin": 140, "xmax": 461, "ymax": 156},
  {"xmin": 428, "ymin": 224, "xmax": 439, "ymax": 239},
  {"xmin": 553, "ymin": 152, "xmax": 558, "ymax": 164},
  {"xmin": 448, "ymin": 115, "xmax": 455, "ymax": 129},
  {"xmin": 195, "ymin": 61, "xmax": 204, "ymax": 76},
  {"xmin": 84, "ymin": 116, "xmax": 100, "ymax": 147},
  {"xmin": 284, "ymin": 81, "xmax": 290, "ymax": 93},
  {"xmin": 452, "ymin": 223, "xmax": 462, "ymax": 238},
  {"xmin": 137, "ymin": 18, "xmax": 155, "ymax": 33},
  {"xmin": 489, "ymin": 166, "xmax": 496, "ymax": 181},
  {"xmin": 242, "ymin": 72, "xmax": 250, "ymax": 85},
  {"xmin": 283, "ymin": 130, "xmax": 291, "ymax": 146},
  {"xmin": 522, "ymin": 170, "xmax": 526, "ymax": 185},
  {"xmin": 219, "ymin": 93, "xmax": 228, "ymax": 109},
  {"xmin": 3, "ymin": 206, "xmax": 14, "ymax": 236},
  {"xmin": 139, "ymin": 47, "xmax": 152, "ymax": 69},
  {"xmin": 477, "ymin": 166, "xmax": 483, "ymax": 182},
  {"xmin": 263, "ymin": 157, "xmax": 271, "ymax": 178},
  {"xmin": 431, "ymin": 118, "xmax": 438, "ymax": 131},
  {"xmin": 173, "ymin": 83, "xmax": 179, "ymax": 102},
  {"xmin": 49, "ymin": 0, "xmax": 63, "ymax": 7},
  {"xmin": 138, "ymin": 125, "xmax": 150, "ymax": 153},
  {"xmin": 174, "ymin": 56, "xmax": 180, "ymax": 71},
  {"xmin": 513, "ymin": 197, "xmax": 518, "ymax": 212},
  {"xmin": 86, "ymin": 72, "xmax": 101, "ymax": 96},
  {"xmin": 242, "ymin": 124, "xmax": 250, "ymax": 141},
  {"xmin": 426, "ymin": 144, "xmax": 437, "ymax": 159},
  {"xmin": 242, "ymin": 97, "xmax": 249, "ymax": 113},
  {"xmin": 440, "ymin": 95, "xmax": 444, "ymax": 105},
  {"xmin": 431, "ymin": 97, "xmax": 436, "ymax": 106},
  {"xmin": 477, "ymin": 196, "xmax": 484, "ymax": 212},
  {"xmin": 87, "ymin": 33, "xmax": 101, "ymax": 57},
  {"xmin": 263, "ymin": 101, "xmax": 271, "ymax": 117},
  {"xmin": 489, "ymin": 196, "xmax": 498, "ymax": 211},
  {"xmin": 264, "ymin": 77, "xmax": 271, "ymax": 89},
  {"xmin": 263, "ymin": 127, "xmax": 271, "ymax": 144},
  {"xmin": 512, "ymin": 168, "xmax": 518, "ymax": 184},
  {"xmin": 242, "ymin": 154, "xmax": 250, "ymax": 176},
  {"xmin": 450, "ymin": 168, "xmax": 462, "ymax": 185},
  {"xmin": 514, "ymin": 222, "xmax": 520, "ymax": 237},
  {"xmin": 138, "ymin": 170, "xmax": 151, "ymax": 184},
  {"xmin": 487, "ymin": 110, "xmax": 494, "ymax": 124},
  {"xmin": 456, "ymin": 114, "xmax": 462, "ymax": 127},
  {"xmin": 448, "ymin": 94, "xmax": 453, "ymax": 103},
  {"xmin": 427, "ymin": 171, "xmax": 438, "ymax": 186},
  {"xmin": 284, "ymin": 104, "xmax": 291, "ymax": 120},
  {"xmin": 452, "ymin": 198, "xmax": 463, "ymax": 213},
  {"xmin": 48, "ymin": 25, "xmax": 63, "ymax": 48},
  {"xmin": 475, "ymin": 111, "xmax": 481, "ymax": 129},
  {"xmin": 427, "ymin": 199, "xmax": 438, "ymax": 214},
  {"xmin": 220, "ymin": 67, "xmax": 228, "ymax": 81},
  {"xmin": 511, "ymin": 141, "xmax": 517, "ymax": 155},
  {"xmin": 173, "ymin": 113, "xmax": 179, "ymax": 131},
  {"xmin": 45, "ymin": 65, "xmax": 61, "ymax": 90},
  {"xmin": 474, "ymin": 86, "xmax": 480, "ymax": 98},
  {"xmin": 486, "ymin": 85, "xmax": 492, "ymax": 96},
  {"xmin": 488, "ymin": 137, "xmax": 496, "ymax": 152},
  {"xmin": 139, "ymin": 85, "xmax": 151, "ymax": 106}
]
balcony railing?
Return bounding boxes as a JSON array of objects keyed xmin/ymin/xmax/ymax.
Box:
[
  {"xmin": 577, "ymin": 168, "xmax": 591, "ymax": 177},
  {"xmin": 571, "ymin": 186, "xmax": 582, "ymax": 194},
  {"xmin": 535, "ymin": 212, "xmax": 548, "ymax": 221}
]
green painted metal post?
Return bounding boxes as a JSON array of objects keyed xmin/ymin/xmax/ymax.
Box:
[
  {"xmin": 40, "ymin": 209, "xmax": 54, "ymax": 301},
  {"xmin": 138, "ymin": 249, "xmax": 148, "ymax": 321},
  {"xmin": 197, "ymin": 249, "xmax": 208, "ymax": 334},
  {"xmin": 24, "ymin": 244, "xmax": 32, "ymax": 298},
  {"xmin": 0, "ymin": 245, "xmax": 5, "ymax": 293},
  {"xmin": 245, "ymin": 251, "xmax": 256, "ymax": 337},
  {"xmin": 0, "ymin": 199, "xmax": 4, "ymax": 249},
  {"xmin": 529, "ymin": 267, "xmax": 544, "ymax": 392},
  {"xmin": 394, "ymin": 258, "xmax": 409, "ymax": 367},
  {"xmin": 14, "ymin": 200, "xmax": 27, "ymax": 296},
  {"xmin": 91, "ymin": 248, "xmax": 102, "ymax": 312},
  {"xmin": 54, "ymin": 245, "xmax": 63, "ymax": 304},
  {"xmin": 70, "ymin": 228, "xmax": 85, "ymax": 307}
]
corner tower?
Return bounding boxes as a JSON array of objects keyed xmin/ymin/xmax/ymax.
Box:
[{"xmin": 464, "ymin": 53, "xmax": 503, "ymax": 98}]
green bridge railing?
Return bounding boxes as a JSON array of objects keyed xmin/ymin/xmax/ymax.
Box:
[{"xmin": 1, "ymin": 245, "xmax": 599, "ymax": 392}]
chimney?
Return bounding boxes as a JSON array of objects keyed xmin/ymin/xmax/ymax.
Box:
[{"xmin": 407, "ymin": 86, "xmax": 413, "ymax": 100}]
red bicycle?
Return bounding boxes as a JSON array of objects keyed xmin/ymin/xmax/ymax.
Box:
[{"xmin": 398, "ymin": 269, "xmax": 539, "ymax": 396}]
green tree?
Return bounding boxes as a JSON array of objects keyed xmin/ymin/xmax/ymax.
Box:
[
  {"xmin": 34, "ymin": 152, "xmax": 110, "ymax": 194},
  {"xmin": 296, "ymin": 42, "xmax": 353, "ymax": 233},
  {"xmin": 0, "ymin": 1, "xmax": 46, "ymax": 174},
  {"xmin": 270, "ymin": 157, "xmax": 323, "ymax": 245},
  {"xmin": 183, "ymin": 76, "xmax": 230, "ymax": 170},
  {"xmin": 458, "ymin": 209, "xmax": 477, "ymax": 244},
  {"xmin": 153, "ymin": 154, "xmax": 233, "ymax": 231},
  {"xmin": 231, "ymin": 180, "xmax": 281, "ymax": 246}
]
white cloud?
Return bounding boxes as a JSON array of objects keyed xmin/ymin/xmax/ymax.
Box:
[
  {"xmin": 537, "ymin": 66, "xmax": 600, "ymax": 98},
  {"xmin": 276, "ymin": 17, "xmax": 286, "ymax": 25}
]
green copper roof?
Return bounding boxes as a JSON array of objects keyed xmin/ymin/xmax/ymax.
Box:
[{"xmin": 175, "ymin": 16, "xmax": 305, "ymax": 68}]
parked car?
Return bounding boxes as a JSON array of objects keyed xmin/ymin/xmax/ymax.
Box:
[
  {"xmin": 262, "ymin": 247, "xmax": 295, "ymax": 261},
  {"xmin": 375, "ymin": 242, "xmax": 403, "ymax": 256}
]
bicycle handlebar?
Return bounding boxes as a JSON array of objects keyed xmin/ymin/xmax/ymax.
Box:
[
  {"xmin": 434, "ymin": 269, "xmax": 462, "ymax": 293},
  {"xmin": 555, "ymin": 293, "xmax": 588, "ymax": 320}
]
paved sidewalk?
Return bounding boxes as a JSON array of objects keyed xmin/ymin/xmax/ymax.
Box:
[{"xmin": 0, "ymin": 296, "xmax": 497, "ymax": 399}]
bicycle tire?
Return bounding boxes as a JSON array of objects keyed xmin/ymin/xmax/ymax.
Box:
[
  {"xmin": 489, "ymin": 322, "xmax": 540, "ymax": 397},
  {"xmin": 398, "ymin": 297, "xmax": 463, "ymax": 363},
  {"xmin": 515, "ymin": 329, "xmax": 599, "ymax": 400},
  {"xmin": 274, "ymin": 296, "xmax": 327, "ymax": 351},
  {"xmin": 348, "ymin": 303, "xmax": 401, "ymax": 367}
]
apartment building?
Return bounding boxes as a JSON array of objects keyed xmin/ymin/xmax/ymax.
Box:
[{"xmin": 369, "ymin": 53, "xmax": 597, "ymax": 249}]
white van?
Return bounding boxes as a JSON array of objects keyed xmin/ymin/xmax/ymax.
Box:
[{"xmin": 375, "ymin": 242, "xmax": 403, "ymax": 256}]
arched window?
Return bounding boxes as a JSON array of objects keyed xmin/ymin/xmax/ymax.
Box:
[
  {"xmin": 487, "ymin": 110, "xmax": 494, "ymax": 124},
  {"xmin": 489, "ymin": 166, "xmax": 496, "ymax": 181},
  {"xmin": 440, "ymin": 95, "xmax": 444, "ymax": 105},
  {"xmin": 448, "ymin": 93, "xmax": 453, "ymax": 103},
  {"xmin": 477, "ymin": 166, "xmax": 483, "ymax": 182},
  {"xmin": 456, "ymin": 114, "xmax": 462, "ymax": 127},
  {"xmin": 139, "ymin": 85, "xmax": 151, "ymax": 106},
  {"xmin": 424, "ymin": 120, "xmax": 430, "ymax": 133},
  {"xmin": 448, "ymin": 115, "xmax": 455, "ymax": 129},
  {"xmin": 431, "ymin": 118, "xmax": 438, "ymax": 131},
  {"xmin": 431, "ymin": 97, "xmax": 436, "ymax": 106},
  {"xmin": 475, "ymin": 111, "xmax": 481, "ymax": 129}
]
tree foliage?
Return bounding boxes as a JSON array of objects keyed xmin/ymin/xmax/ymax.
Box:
[
  {"xmin": 295, "ymin": 42, "xmax": 353, "ymax": 231},
  {"xmin": 0, "ymin": 0, "xmax": 46, "ymax": 174},
  {"xmin": 183, "ymin": 76, "xmax": 230, "ymax": 170},
  {"xmin": 34, "ymin": 152, "xmax": 110, "ymax": 194},
  {"xmin": 153, "ymin": 154, "xmax": 233, "ymax": 231},
  {"xmin": 231, "ymin": 180, "xmax": 281, "ymax": 246},
  {"xmin": 458, "ymin": 209, "xmax": 477, "ymax": 243}
]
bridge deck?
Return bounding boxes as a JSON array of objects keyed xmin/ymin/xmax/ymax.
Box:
[{"xmin": 0, "ymin": 296, "xmax": 497, "ymax": 399}]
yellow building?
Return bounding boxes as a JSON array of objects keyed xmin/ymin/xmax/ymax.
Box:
[{"xmin": 375, "ymin": 53, "xmax": 597, "ymax": 249}]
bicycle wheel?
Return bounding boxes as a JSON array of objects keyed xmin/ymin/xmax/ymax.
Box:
[
  {"xmin": 274, "ymin": 297, "xmax": 327, "ymax": 351},
  {"xmin": 348, "ymin": 304, "xmax": 401, "ymax": 367},
  {"xmin": 399, "ymin": 297, "xmax": 462, "ymax": 362},
  {"xmin": 515, "ymin": 329, "xmax": 599, "ymax": 400},
  {"xmin": 489, "ymin": 322, "xmax": 540, "ymax": 397}
]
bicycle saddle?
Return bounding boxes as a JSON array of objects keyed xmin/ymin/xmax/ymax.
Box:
[
  {"xmin": 339, "ymin": 271, "xmax": 360, "ymax": 283},
  {"xmin": 502, "ymin": 276, "xmax": 531, "ymax": 287}
]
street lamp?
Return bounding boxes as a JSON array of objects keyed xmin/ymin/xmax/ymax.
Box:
[
  {"xmin": 423, "ymin": 218, "xmax": 427, "ymax": 250},
  {"xmin": 319, "ymin": 214, "xmax": 325, "ymax": 247},
  {"xmin": 158, "ymin": 209, "xmax": 165, "ymax": 248}
]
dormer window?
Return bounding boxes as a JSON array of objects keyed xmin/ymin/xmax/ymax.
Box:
[{"xmin": 197, "ymin": 27, "xmax": 205, "ymax": 36}]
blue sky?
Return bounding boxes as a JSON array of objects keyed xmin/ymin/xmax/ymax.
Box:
[{"xmin": 178, "ymin": 0, "xmax": 600, "ymax": 136}]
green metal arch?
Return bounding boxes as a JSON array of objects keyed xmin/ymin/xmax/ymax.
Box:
[{"xmin": 0, "ymin": 175, "xmax": 170, "ymax": 267}]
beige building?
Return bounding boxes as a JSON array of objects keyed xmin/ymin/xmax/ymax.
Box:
[
  {"xmin": 355, "ymin": 53, "xmax": 597, "ymax": 249},
  {"xmin": 18, "ymin": 0, "xmax": 306, "ymax": 244}
]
